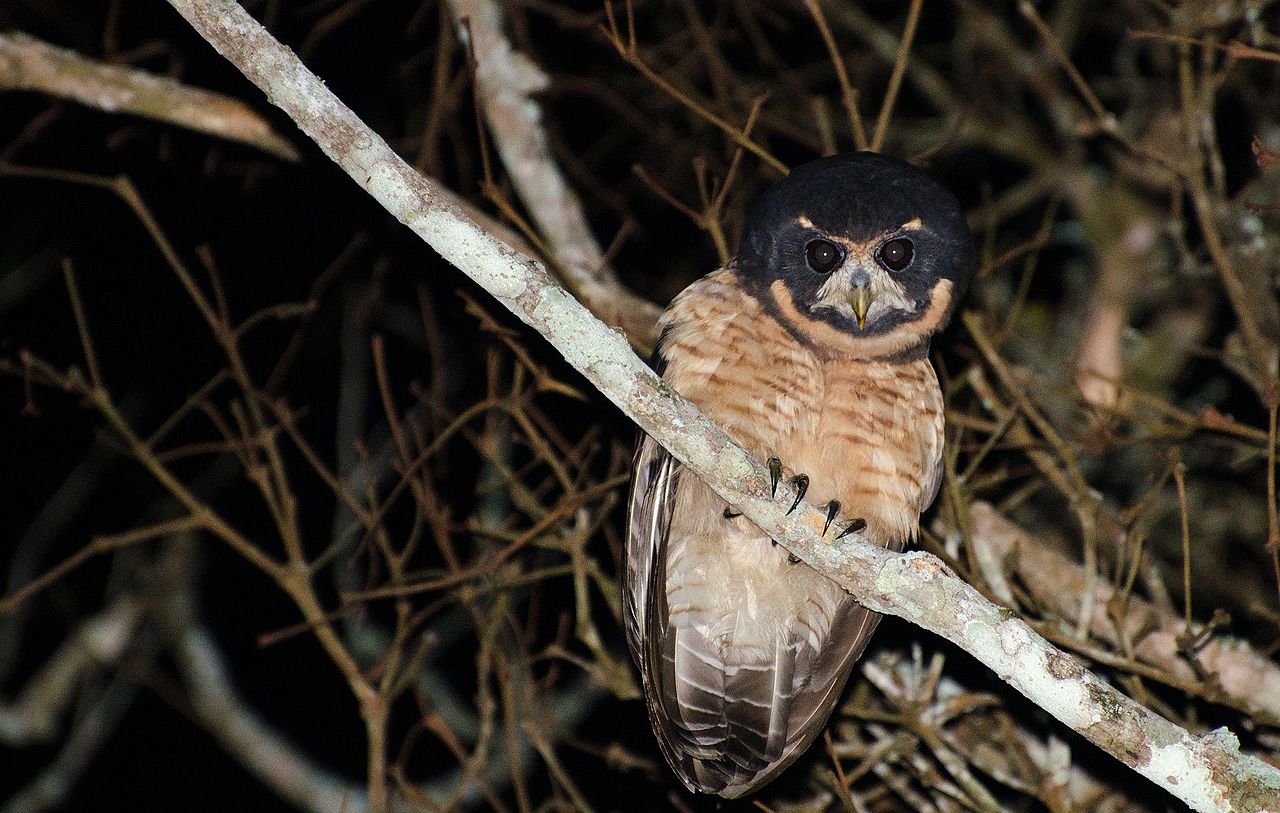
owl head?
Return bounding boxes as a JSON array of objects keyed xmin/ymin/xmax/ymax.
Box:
[{"xmin": 737, "ymin": 152, "xmax": 974, "ymax": 357}]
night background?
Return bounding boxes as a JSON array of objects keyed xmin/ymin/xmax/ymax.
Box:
[{"xmin": 3, "ymin": 0, "xmax": 1280, "ymax": 810}]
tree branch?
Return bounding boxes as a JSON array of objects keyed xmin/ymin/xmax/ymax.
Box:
[
  {"xmin": 445, "ymin": 0, "xmax": 662, "ymax": 350},
  {"xmin": 0, "ymin": 597, "xmax": 142, "ymax": 746},
  {"xmin": 159, "ymin": 2, "xmax": 1280, "ymax": 809},
  {"xmin": 0, "ymin": 30, "xmax": 299, "ymax": 161},
  {"xmin": 968, "ymin": 502, "xmax": 1280, "ymax": 723},
  {"xmin": 173, "ymin": 621, "xmax": 371, "ymax": 813}
]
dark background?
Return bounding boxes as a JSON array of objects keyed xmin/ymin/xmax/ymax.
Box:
[{"xmin": 3, "ymin": 1, "xmax": 1280, "ymax": 811}]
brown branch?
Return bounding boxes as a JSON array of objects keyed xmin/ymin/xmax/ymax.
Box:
[
  {"xmin": 599, "ymin": 0, "xmax": 788, "ymax": 176},
  {"xmin": 801, "ymin": 0, "xmax": 866, "ymax": 151},
  {"xmin": 869, "ymin": 0, "xmax": 923, "ymax": 153}
]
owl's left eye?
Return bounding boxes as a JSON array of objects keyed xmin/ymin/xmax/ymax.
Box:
[
  {"xmin": 878, "ymin": 237, "xmax": 914, "ymax": 271},
  {"xmin": 805, "ymin": 239, "xmax": 842, "ymax": 274}
]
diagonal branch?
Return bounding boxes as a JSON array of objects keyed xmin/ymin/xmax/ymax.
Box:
[
  {"xmin": 445, "ymin": 0, "xmax": 662, "ymax": 350},
  {"xmin": 160, "ymin": 3, "xmax": 1280, "ymax": 810}
]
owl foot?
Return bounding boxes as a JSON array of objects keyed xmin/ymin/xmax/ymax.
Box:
[
  {"xmin": 823, "ymin": 500, "xmax": 841, "ymax": 535},
  {"xmin": 723, "ymin": 506, "xmax": 741, "ymax": 519},
  {"xmin": 836, "ymin": 517, "xmax": 868, "ymax": 539},
  {"xmin": 767, "ymin": 457, "xmax": 784, "ymax": 495},
  {"xmin": 766, "ymin": 457, "xmax": 809, "ymax": 514},
  {"xmin": 786, "ymin": 474, "xmax": 809, "ymax": 514}
]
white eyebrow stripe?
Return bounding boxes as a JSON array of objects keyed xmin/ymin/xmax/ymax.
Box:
[
  {"xmin": 798, "ymin": 215, "xmax": 924, "ymax": 234},
  {"xmin": 795, "ymin": 215, "xmax": 929, "ymax": 251}
]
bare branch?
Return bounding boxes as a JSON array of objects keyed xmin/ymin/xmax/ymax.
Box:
[
  {"xmin": 173, "ymin": 622, "xmax": 371, "ymax": 813},
  {"xmin": 0, "ymin": 30, "xmax": 299, "ymax": 161},
  {"xmin": 446, "ymin": 0, "xmax": 662, "ymax": 349},
  {"xmin": 968, "ymin": 502, "xmax": 1280, "ymax": 724},
  {"xmin": 0, "ymin": 597, "xmax": 142, "ymax": 746}
]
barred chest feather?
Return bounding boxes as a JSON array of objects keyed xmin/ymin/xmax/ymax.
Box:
[{"xmin": 658, "ymin": 269, "xmax": 944, "ymax": 550}]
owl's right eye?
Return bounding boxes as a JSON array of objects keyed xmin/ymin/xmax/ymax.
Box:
[{"xmin": 805, "ymin": 239, "xmax": 841, "ymax": 274}]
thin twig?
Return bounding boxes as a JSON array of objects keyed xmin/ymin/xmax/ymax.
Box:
[
  {"xmin": 870, "ymin": 0, "xmax": 923, "ymax": 152},
  {"xmin": 60, "ymin": 259, "xmax": 103, "ymax": 393},
  {"xmin": 600, "ymin": 0, "xmax": 788, "ymax": 176},
  {"xmin": 802, "ymin": 0, "xmax": 867, "ymax": 151}
]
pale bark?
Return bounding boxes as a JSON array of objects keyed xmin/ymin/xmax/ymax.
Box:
[
  {"xmin": 445, "ymin": 0, "xmax": 663, "ymax": 350},
  {"xmin": 969, "ymin": 501, "xmax": 1280, "ymax": 723},
  {"xmin": 0, "ymin": 31, "xmax": 299, "ymax": 161}
]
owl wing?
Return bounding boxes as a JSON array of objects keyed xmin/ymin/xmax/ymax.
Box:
[
  {"xmin": 623, "ymin": 432, "xmax": 679, "ymax": 664},
  {"xmin": 918, "ymin": 379, "xmax": 946, "ymax": 514},
  {"xmin": 627, "ymin": 458, "xmax": 897, "ymax": 798},
  {"xmin": 626, "ymin": 434, "xmax": 732, "ymax": 791}
]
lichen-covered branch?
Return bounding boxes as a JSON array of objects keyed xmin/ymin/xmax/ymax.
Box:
[
  {"xmin": 160, "ymin": 2, "xmax": 1280, "ymax": 810},
  {"xmin": 0, "ymin": 30, "xmax": 299, "ymax": 161}
]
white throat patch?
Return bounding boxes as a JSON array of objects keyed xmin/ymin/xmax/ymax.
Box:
[{"xmin": 813, "ymin": 263, "xmax": 915, "ymax": 323}]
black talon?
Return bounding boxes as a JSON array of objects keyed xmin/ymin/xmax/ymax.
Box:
[
  {"xmin": 768, "ymin": 457, "xmax": 782, "ymax": 497},
  {"xmin": 823, "ymin": 500, "xmax": 841, "ymax": 536},
  {"xmin": 723, "ymin": 506, "xmax": 741, "ymax": 519},
  {"xmin": 788, "ymin": 553, "xmax": 802, "ymax": 565},
  {"xmin": 786, "ymin": 474, "xmax": 809, "ymax": 515},
  {"xmin": 836, "ymin": 518, "xmax": 867, "ymax": 539}
]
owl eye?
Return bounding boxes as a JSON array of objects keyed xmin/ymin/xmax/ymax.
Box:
[
  {"xmin": 805, "ymin": 239, "xmax": 841, "ymax": 273},
  {"xmin": 878, "ymin": 237, "xmax": 914, "ymax": 271}
]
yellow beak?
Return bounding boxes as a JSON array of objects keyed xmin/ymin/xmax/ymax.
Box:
[{"xmin": 849, "ymin": 287, "xmax": 873, "ymax": 330}]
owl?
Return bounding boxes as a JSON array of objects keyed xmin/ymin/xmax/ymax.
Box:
[{"xmin": 625, "ymin": 152, "xmax": 974, "ymax": 797}]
